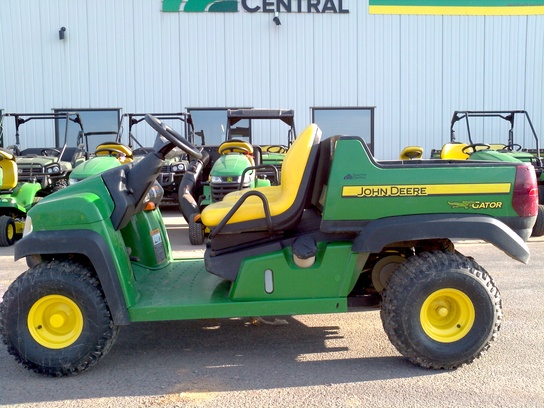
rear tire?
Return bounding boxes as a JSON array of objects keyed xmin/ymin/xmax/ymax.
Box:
[
  {"xmin": 381, "ymin": 251, "xmax": 501, "ymax": 369},
  {"xmin": 189, "ymin": 213, "xmax": 205, "ymax": 245},
  {"xmin": 0, "ymin": 261, "xmax": 119, "ymax": 376},
  {"xmin": 531, "ymin": 204, "xmax": 544, "ymax": 237},
  {"xmin": 0, "ymin": 215, "xmax": 16, "ymax": 246}
]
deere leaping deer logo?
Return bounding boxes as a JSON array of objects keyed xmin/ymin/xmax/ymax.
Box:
[{"xmin": 163, "ymin": 0, "xmax": 238, "ymax": 12}]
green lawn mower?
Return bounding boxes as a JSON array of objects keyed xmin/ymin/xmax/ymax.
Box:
[
  {"xmin": 0, "ymin": 114, "xmax": 538, "ymax": 376},
  {"xmin": 0, "ymin": 148, "xmax": 40, "ymax": 246}
]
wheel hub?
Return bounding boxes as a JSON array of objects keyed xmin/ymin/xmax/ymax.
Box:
[
  {"xmin": 420, "ymin": 288, "xmax": 475, "ymax": 343},
  {"xmin": 27, "ymin": 294, "xmax": 84, "ymax": 349}
]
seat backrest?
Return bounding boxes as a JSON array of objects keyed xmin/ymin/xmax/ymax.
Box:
[
  {"xmin": 440, "ymin": 142, "xmax": 469, "ymax": 160},
  {"xmin": 0, "ymin": 150, "xmax": 18, "ymax": 190},
  {"xmin": 218, "ymin": 140, "xmax": 255, "ymax": 166},
  {"xmin": 201, "ymin": 124, "xmax": 321, "ymax": 231},
  {"xmin": 278, "ymin": 124, "xmax": 318, "ymax": 206},
  {"xmin": 95, "ymin": 142, "xmax": 134, "ymax": 162},
  {"xmin": 400, "ymin": 146, "xmax": 423, "ymax": 160}
]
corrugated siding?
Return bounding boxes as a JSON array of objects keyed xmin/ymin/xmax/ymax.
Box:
[{"xmin": 1, "ymin": 0, "xmax": 543, "ymax": 158}]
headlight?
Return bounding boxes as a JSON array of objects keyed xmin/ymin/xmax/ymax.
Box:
[
  {"xmin": 46, "ymin": 164, "xmax": 61, "ymax": 174},
  {"xmin": 211, "ymin": 176, "xmax": 222, "ymax": 183},
  {"xmin": 23, "ymin": 216, "xmax": 33, "ymax": 237},
  {"xmin": 69, "ymin": 178, "xmax": 79, "ymax": 185},
  {"xmin": 172, "ymin": 163, "xmax": 185, "ymax": 172}
]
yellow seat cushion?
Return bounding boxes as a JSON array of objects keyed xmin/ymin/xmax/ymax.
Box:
[
  {"xmin": 0, "ymin": 153, "xmax": 18, "ymax": 190},
  {"xmin": 201, "ymin": 124, "xmax": 320, "ymax": 228},
  {"xmin": 440, "ymin": 143, "xmax": 469, "ymax": 160},
  {"xmin": 399, "ymin": 146, "xmax": 423, "ymax": 160}
]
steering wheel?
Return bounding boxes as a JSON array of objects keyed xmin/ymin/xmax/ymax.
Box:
[
  {"xmin": 462, "ymin": 143, "xmax": 491, "ymax": 154},
  {"xmin": 264, "ymin": 145, "xmax": 288, "ymax": 154},
  {"xmin": 41, "ymin": 148, "xmax": 61, "ymax": 157},
  {"xmin": 503, "ymin": 143, "xmax": 522, "ymax": 151},
  {"xmin": 145, "ymin": 114, "xmax": 202, "ymax": 159}
]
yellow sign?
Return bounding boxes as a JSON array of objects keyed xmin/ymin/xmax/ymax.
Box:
[
  {"xmin": 369, "ymin": 1, "xmax": 544, "ymax": 15},
  {"xmin": 342, "ymin": 183, "xmax": 511, "ymax": 198}
]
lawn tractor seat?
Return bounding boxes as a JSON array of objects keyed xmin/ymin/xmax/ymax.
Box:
[
  {"xmin": 218, "ymin": 139, "xmax": 256, "ymax": 167},
  {"xmin": 440, "ymin": 142, "xmax": 469, "ymax": 160},
  {"xmin": 399, "ymin": 146, "xmax": 423, "ymax": 160},
  {"xmin": 201, "ymin": 124, "xmax": 322, "ymax": 238},
  {"xmin": 95, "ymin": 142, "xmax": 134, "ymax": 163},
  {"xmin": 0, "ymin": 148, "xmax": 18, "ymax": 191}
]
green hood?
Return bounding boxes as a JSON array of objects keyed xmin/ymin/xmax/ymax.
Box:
[
  {"xmin": 211, "ymin": 154, "xmax": 253, "ymax": 177},
  {"xmin": 71, "ymin": 156, "xmax": 121, "ymax": 181}
]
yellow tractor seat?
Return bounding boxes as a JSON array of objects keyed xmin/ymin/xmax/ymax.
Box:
[
  {"xmin": 218, "ymin": 140, "xmax": 255, "ymax": 167},
  {"xmin": 399, "ymin": 146, "xmax": 423, "ymax": 160},
  {"xmin": 0, "ymin": 148, "xmax": 19, "ymax": 190},
  {"xmin": 440, "ymin": 142, "xmax": 469, "ymax": 160},
  {"xmin": 201, "ymin": 124, "xmax": 322, "ymax": 233},
  {"xmin": 95, "ymin": 142, "xmax": 134, "ymax": 163}
]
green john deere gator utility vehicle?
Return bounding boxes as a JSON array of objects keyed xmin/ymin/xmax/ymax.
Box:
[{"xmin": 0, "ymin": 114, "xmax": 538, "ymax": 376}]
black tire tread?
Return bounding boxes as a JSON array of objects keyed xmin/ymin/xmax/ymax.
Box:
[
  {"xmin": 381, "ymin": 251, "xmax": 502, "ymax": 370},
  {"xmin": 188, "ymin": 213, "xmax": 205, "ymax": 245},
  {"xmin": 0, "ymin": 215, "xmax": 16, "ymax": 247},
  {"xmin": 0, "ymin": 260, "xmax": 119, "ymax": 376},
  {"xmin": 531, "ymin": 204, "xmax": 544, "ymax": 237}
]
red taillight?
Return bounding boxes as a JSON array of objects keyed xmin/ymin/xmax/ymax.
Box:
[{"xmin": 512, "ymin": 165, "xmax": 538, "ymax": 217}]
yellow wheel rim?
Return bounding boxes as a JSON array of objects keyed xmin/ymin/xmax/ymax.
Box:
[
  {"xmin": 6, "ymin": 222, "xmax": 15, "ymax": 241},
  {"xmin": 420, "ymin": 288, "xmax": 475, "ymax": 343},
  {"xmin": 28, "ymin": 295, "xmax": 84, "ymax": 349}
]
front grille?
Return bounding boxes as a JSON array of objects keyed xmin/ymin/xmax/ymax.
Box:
[
  {"xmin": 18, "ymin": 164, "xmax": 45, "ymax": 179},
  {"xmin": 211, "ymin": 181, "xmax": 250, "ymax": 202}
]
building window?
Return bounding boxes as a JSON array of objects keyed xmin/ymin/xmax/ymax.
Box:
[
  {"xmin": 54, "ymin": 108, "xmax": 121, "ymax": 151},
  {"xmin": 187, "ymin": 107, "xmax": 251, "ymax": 146},
  {"xmin": 311, "ymin": 107, "xmax": 375, "ymax": 154}
]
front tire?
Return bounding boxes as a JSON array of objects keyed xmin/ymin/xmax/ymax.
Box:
[
  {"xmin": 0, "ymin": 215, "xmax": 16, "ymax": 246},
  {"xmin": 188, "ymin": 213, "xmax": 205, "ymax": 245},
  {"xmin": 381, "ymin": 251, "xmax": 501, "ymax": 369},
  {"xmin": 0, "ymin": 261, "xmax": 119, "ymax": 376}
]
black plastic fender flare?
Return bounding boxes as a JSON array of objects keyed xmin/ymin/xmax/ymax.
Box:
[
  {"xmin": 14, "ymin": 230, "xmax": 130, "ymax": 325},
  {"xmin": 352, "ymin": 214, "xmax": 530, "ymax": 264}
]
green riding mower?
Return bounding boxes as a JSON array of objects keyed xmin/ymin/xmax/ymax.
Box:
[
  {"xmin": 0, "ymin": 148, "xmax": 40, "ymax": 246},
  {"xmin": 0, "ymin": 114, "xmax": 538, "ymax": 376}
]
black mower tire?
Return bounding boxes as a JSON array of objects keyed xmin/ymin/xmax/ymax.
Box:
[
  {"xmin": 381, "ymin": 251, "xmax": 502, "ymax": 370},
  {"xmin": 531, "ymin": 204, "xmax": 544, "ymax": 237},
  {"xmin": 0, "ymin": 260, "xmax": 119, "ymax": 376},
  {"xmin": 0, "ymin": 215, "xmax": 16, "ymax": 246},
  {"xmin": 189, "ymin": 213, "xmax": 205, "ymax": 245}
]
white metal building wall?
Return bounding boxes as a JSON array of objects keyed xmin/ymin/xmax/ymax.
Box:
[{"xmin": 1, "ymin": 0, "xmax": 543, "ymax": 159}]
